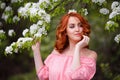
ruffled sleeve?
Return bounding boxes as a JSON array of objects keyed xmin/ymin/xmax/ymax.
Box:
[
  {"xmin": 67, "ymin": 57, "xmax": 96, "ymax": 80},
  {"xmin": 37, "ymin": 51, "xmax": 54, "ymax": 80}
]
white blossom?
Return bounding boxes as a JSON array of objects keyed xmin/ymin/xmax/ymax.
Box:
[
  {"xmin": 37, "ymin": 9, "xmax": 46, "ymax": 16},
  {"xmin": 115, "ymin": 6, "xmax": 120, "ymax": 13},
  {"xmin": 17, "ymin": 37, "xmax": 33, "ymax": 48},
  {"xmin": 34, "ymin": 33, "xmax": 42, "ymax": 37},
  {"xmin": 53, "ymin": 0, "xmax": 58, "ymax": 2},
  {"xmin": 14, "ymin": 48, "xmax": 18, "ymax": 53},
  {"xmin": 114, "ymin": 34, "xmax": 120, "ymax": 43},
  {"xmin": 5, "ymin": 46, "xmax": 13, "ymax": 54},
  {"xmin": 92, "ymin": 0, "xmax": 98, "ymax": 3},
  {"xmin": 34, "ymin": 27, "xmax": 47, "ymax": 37},
  {"xmin": 43, "ymin": 14, "xmax": 51, "ymax": 23},
  {"xmin": 2, "ymin": 13, "xmax": 9, "ymax": 21},
  {"xmin": 92, "ymin": 0, "xmax": 106, "ymax": 5},
  {"xmin": 25, "ymin": 3, "xmax": 32, "ymax": 8},
  {"xmin": 22, "ymin": 29, "xmax": 29, "ymax": 36},
  {"xmin": 17, "ymin": 37, "xmax": 33, "ymax": 43},
  {"xmin": 30, "ymin": 24, "xmax": 38, "ymax": 34},
  {"xmin": 98, "ymin": 0, "xmax": 106, "ymax": 5},
  {"xmin": 39, "ymin": 0, "xmax": 50, "ymax": 4},
  {"xmin": 105, "ymin": 20, "xmax": 115, "ymax": 30},
  {"xmin": 68, "ymin": 9, "xmax": 77, "ymax": 14},
  {"xmin": 5, "ymin": 6, "xmax": 12, "ymax": 11},
  {"xmin": 99, "ymin": 8, "xmax": 109, "ymax": 15},
  {"xmin": 29, "ymin": 7, "xmax": 38, "ymax": 16},
  {"xmin": 37, "ymin": 20, "xmax": 43, "ymax": 26},
  {"xmin": 109, "ymin": 11, "xmax": 119, "ymax": 19},
  {"xmin": 11, "ymin": 42, "xmax": 18, "ymax": 53},
  {"xmin": 32, "ymin": 3, "xmax": 40, "ymax": 9},
  {"xmin": 18, "ymin": 7, "xmax": 28, "ymax": 17},
  {"xmin": 13, "ymin": 15, "xmax": 20, "ymax": 23},
  {"xmin": 18, "ymin": 0, "xmax": 23, "ymax": 3},
  {"xmin": 11, "ymin": 0, "xmax": 23, "ymax": 3},
  {"xmin": 8, "ymin": 29, "xmax": 15, "ymax": 37},
  {"xmin": 0, "ymin": 2, "xmax": 6, "ymax": 9},
  {"xmin": 83, "ymin": 8, "xmax": 88, "ymax": 15},
  {"xmin": 11, "ymin": 42, "xmax": 16, "ymax": 46},
  {"xmin": 0, "ymin": 30, "xmax": 5, "ymax": 34},
  {"xmin": 11, "ymin": 0, "xmax": 18, "ymax": 3},
  {"xmin": 111, "ymin": 1, "xmax": 119, "ymax": 10}
]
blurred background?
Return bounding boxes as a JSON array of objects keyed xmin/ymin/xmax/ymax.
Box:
[{"xmin": 0, "ymin": 0, "xmax": 120, "ymax": 80}]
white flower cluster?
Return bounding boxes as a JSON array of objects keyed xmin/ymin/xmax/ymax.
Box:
[
  {"xmin": 0, "ymin": 1, "xmax": 6, "ymax": 9},
  {"xmin": 1, "ymin": 5, "xmax": 20, "ymax": 23},
  {"xmin": 22, "ymin": 20, "xmax": 47, "ymax": 38},
  {"xmin": 0, "ymin": 30, "xmax": 6, "ymax": 41},
  {"xmin": 114, "ymin": 34, "xmax": 120, "ymax": 43},
  {"xmin": 8, "ymin": 29, "xmax": 15, "ymax": 37},
  {"xmin": 13, "ymin": 15, "xmax": 20, "ymax": 23},
  {"xmin": 105, "ymin": 20, "xmax": 118, "ymax": 30},
  {"xmin": 5, "ymin": 46, "xmax": 13, "ymax": 54},
  {"xmin": 92, "ymin": 0, "xmax": 106, "ymax": 5},
  {"xmin": 105, "ymin": 20, "xmax": 114, "ymax": 30},
  {"xmin": 11, "ymin": 0, "xmax": 23, "ymax": 3},
  {"xmin": 5, "ymin": 0, "xmax": 58, "ymax": 54},
  {"xmin": 0, "ymin": 30, "xmax": 5, "ymax": 34},
  {"xmin": 109, "ymin": 1, "xmax": 120, "ymax": 19},
  {"xmin": 68, "ymin": 9, "xmax": 77, "ymax": 14},
  {"xmin": 99, "ymin": 8, "xmax": 109, "ymax": 15},
  {"xmin": 1, "ymin": 6, "xmax": 13, "ymax": 21},
  {"xmin": 5, "ymin": 37, "xmax": 33, "ymax": 54},
  {"xmin": 82, "ymin": 8, "xmax": 88, "ymax": 16},
  {"xmin": 18, "ymin": 2, "xmax": 51, "ymax": 23}
]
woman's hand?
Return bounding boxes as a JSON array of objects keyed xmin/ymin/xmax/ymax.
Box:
[
  {"xmin": 32, "ymin": 41, "xmax": 41, "ymax": 53},
  {"xmin": 32, "ymin": 41, "xmax": 44, "ymax": 72},
  {"xmin": 75, "ymin": 35, "xmax": 90, "ymax": 50}
]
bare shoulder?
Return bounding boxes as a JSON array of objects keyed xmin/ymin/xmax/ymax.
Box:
[
  {"xmin": 85, "ymin": 49, "xmax": 97, "ymax": 60},
  {"xmin": 51, "ymin": 49, "xmax": 60, "ymax": 54}
]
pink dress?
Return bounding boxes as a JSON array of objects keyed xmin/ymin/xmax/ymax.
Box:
[{"xmin": 37, "ymin": 50, "xmax": 96, "ymax": 80}]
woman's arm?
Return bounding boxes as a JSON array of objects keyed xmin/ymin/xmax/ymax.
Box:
[
  {"xmin": 70, "ymin": 36, "xmax": 97, "ymax": 79},
  {"xmin": 71, "ymin": 35, "xmax": 90, "ymax": 70},
  {"xmin": 32, "ymin": 41, "xmax": 44, "ymax": 72}
]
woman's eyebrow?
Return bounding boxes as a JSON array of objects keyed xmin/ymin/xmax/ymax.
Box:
[
  {"xmin": 78, "ymin": 22, "xmax": 82, "ymax": 25},
  {"xmin": 69, "ymin": 23, "xmax": 75, "ymax": 25}
]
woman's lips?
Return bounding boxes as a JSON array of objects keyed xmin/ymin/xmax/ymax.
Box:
[{"xmin": 74, "ymin": 33, "xmax": 81, "ymax": 36}]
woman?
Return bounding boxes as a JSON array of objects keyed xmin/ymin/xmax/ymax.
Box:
[{"xmin": 32, "ymin": 11, "xmax": 97, "ymax": 80}]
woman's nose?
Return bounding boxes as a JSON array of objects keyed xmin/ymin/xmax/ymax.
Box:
[{"xmin": 75, "ymin": 26, "xmax": 79, "ymax": 31}]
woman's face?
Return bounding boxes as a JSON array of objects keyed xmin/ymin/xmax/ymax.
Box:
[{"xmin": 66, "ymin": 16, "xmax": 83, "ymax": 43}]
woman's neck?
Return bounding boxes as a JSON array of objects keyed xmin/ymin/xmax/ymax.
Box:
[{"xmin": 68, "ymin": 40, "xmax": 78, "ymax": 53}]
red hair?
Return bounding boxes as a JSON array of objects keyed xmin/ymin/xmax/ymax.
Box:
[{"xmin": 55, "ymin": 12, "xmax": 90, "ymax": 53}]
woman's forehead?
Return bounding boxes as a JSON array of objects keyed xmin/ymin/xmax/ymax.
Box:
[{"xmin": 68, "ymin": 16, "xmax": 81, "ymax": 24}]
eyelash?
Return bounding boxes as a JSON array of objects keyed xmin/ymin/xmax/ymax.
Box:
[
  {"xmin": 78, "ymin": 24, "xmax": 82, "ymax": 27},
  {"xmin": 69, "ymin": 24, "xmax": 82, "ymax": 28},
  {"xmin": 69, "ymin": 25, "xmax": 74, "ymax": 28}
]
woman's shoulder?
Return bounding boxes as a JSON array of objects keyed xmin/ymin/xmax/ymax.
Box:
[
  {"xmin": 51, "ymin": 49, "xmax": 60, "ymax": 55},
  {"xmin": 83, "ymin": 48, "xmax": 97, "ymax": 61},
  {"xmin": 44, "ymin": 49, "xmax": 58, "ymax": 64},
  {"xmin": 47, "ymin": 49, "xmax": 60, "ymax": 58}
]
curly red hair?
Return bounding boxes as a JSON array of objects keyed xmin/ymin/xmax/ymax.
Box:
[{"xmin": 55, "ymin": 12, "xmax": 90, "ymax": 53}]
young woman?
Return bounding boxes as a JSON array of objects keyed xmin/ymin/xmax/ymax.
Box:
[{"xmin": 32, "ymin": 11, "xmax": 97, "ymax": 80}]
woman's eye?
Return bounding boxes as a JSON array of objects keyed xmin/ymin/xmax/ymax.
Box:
[
  {"xmin": 78, "ymin": 23, "xmax": 82, "ymax": 27},
  {"xmin": 69, "ymin": 25, "xmax": 74, "ymax": 28}
]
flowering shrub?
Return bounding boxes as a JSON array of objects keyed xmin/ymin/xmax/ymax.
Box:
[
  {"xmin": 0, "ymin": 0, "xmax": 120, "ymax": 54},
  {"xmin": 3, "ymin": 0, "xmax": 54, "ymax": 54}
]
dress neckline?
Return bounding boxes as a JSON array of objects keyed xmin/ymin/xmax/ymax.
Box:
[{"xmin": 52, "ymin": 52, "xmax": 96, "ymax": 62}]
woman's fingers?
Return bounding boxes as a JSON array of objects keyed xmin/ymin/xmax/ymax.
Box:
[
  {"xmin": 32, "ymin": 41, "xmax": 40, "ymax": 51},
  {"xmin": 83, "ymin": 35, "xmax": 89, "ymax": 44}
]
